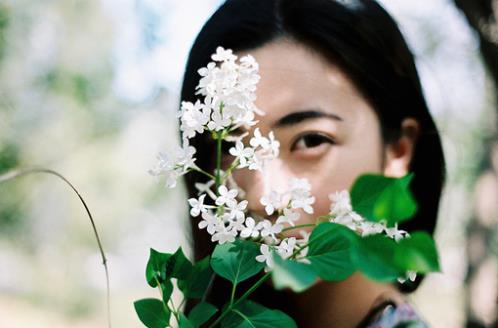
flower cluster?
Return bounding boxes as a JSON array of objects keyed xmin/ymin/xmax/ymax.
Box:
[
  {"xmin": 180, "ymin": 47, "xmax": 261, "ymax": 142},
  {"xmin": 188, "ymin": 176, "xmax": 315, "ymax": 268},
  {"xmin": 150, "ymin": 46, "xmax": 262, "ymax": 188},
  {"xmin": 328, "ymin": 190, "xmax": 409, "ymax": 242},
  {"xmin": 148, "ymin": 144, "xmax": 196, "ymax": 188},
  {"xmin": 229, "ymin": 128, "xmax": 280, "ymax": 171}
]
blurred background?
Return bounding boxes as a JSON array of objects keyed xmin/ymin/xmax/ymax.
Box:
[{"xmin": 0, "ymin": 0, "xmax": 496, "ymax": 327}]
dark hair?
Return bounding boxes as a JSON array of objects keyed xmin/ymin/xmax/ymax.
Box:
[{"xmin": 180, "ymin": 0, "xmax": 446, "ymax": 316}]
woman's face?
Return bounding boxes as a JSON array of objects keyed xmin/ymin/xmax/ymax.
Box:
[{"xmin": 225, "ymin": 39, "xmax": 411, "ymax": 235}]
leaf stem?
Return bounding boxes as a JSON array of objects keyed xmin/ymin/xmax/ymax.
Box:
[
  {"xmin": 208, "ymin": 271, "xmax": 271, "ymax": 328},
  {"xmin": 201, "ymin": 272, "xmax": 216, "ymax": 303},
  {"xmin": 230, "ymin": 282, "xmax": 237, "ymax": 306}
]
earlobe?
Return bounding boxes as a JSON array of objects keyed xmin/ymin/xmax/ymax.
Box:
[{"xmin": 383, "ymin": 118, "xmax": 420, "ymax": 178}]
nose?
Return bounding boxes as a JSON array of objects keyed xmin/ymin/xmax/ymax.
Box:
[{"xmin": 232, "ymin": 158, "xmax": 289, "ymax": 218}]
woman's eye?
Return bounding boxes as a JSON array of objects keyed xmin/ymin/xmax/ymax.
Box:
[{"xmin": 291, "ymin": 133, "xmax": 335, "ymax": 151}]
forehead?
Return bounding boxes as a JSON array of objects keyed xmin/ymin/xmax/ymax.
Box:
[{"xmin": 237, "ymin": 39, "xmax": 375, "ymax": 128}]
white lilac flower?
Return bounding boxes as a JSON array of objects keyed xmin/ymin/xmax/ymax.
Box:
[
  {"xmin": 188, "ymin": 194, "xmax": 208, "ymax": 217},
  {"xmin": 329, "ymin": 190, "xmax": 353, "ymax": 217},
  {"xmin": 247, "ymin": 152, "xmax": 263, "ymax": 171},
  {"xmin": 193, "ymin": 47, "xmax": 261, "ymax": 131},
  {"xmin": 148, "ymin": 152, "xmax": 178, "ymax": 188},
  {"xmin": 260, "ymin": 190, "xmax": 284, "ymax": 216},
  {"xmin": 197, "ymin": 62, "xmax": 217, "ymax": 79},
  {"xmin": 290, "ymin": 178, "xmax": 311, "ymax": 194},
  {"xmin": 240, "ymin": 217, "xmax": 260, "ymax": 239},
  {"xmin": 207, "ymin": 108, "xmax": 231, "ymax": 131},
  {"xmin": 385, "ymin": 224, "xmax": 409, "ymax": 242},
  {"xmin": 195, "ymin": 180, "xmax": 217, "ymax": 200},
  {"xmin": 249, "ymin": 128, "xmax": 270, "ymax": 149},
  {"xmin": 291, "ymin": 195, "xmax": 315, "ymax": 214},
  {"xmin": 358, "ymin": 220, "xmax": 386, "ymax": 237},
  {"xmin": 211, "ymin": 46, "xmax": 237, "ymax": 62},
  {"xmin": 295, "ymin": 230, "xmax": 311, "ymax": 260},
  {"xmin": 175, "ymin": 142, "xmax": 197, "ymax": 172},
  {"xmin": 211, "ymin": 224, "xmax": 237, "ymax": 245},
  {"xmin": 267, "ymin": 131, "xmax": 280, "ymax": 157},
  {"xmin": 229, "ymin": 141, "xmax": 255, "ymax": 168},
  {"xmin": 222, "ymin": 212, "xmax": 245, "ymax": 233},
  {"xmin": 198, "ymin": 211, "xmax": 221, "ymax": 235},
  {"xmin": 255, "ymin": 244, "xmax": 274, "ymax": 268},
  {"xmin": 257, "ymin": 219, "xmax": 283, "ymax": 241},
  {"xmin": 276, "ymin": 208, "xmax": 300, "ymax": 226},
  {"xmin": 179, "ymin": 100, "xmax": 210, "ymax": 139},
  {"xmin": 277, "ymin": 237, "xmax": 297, "ymax": 259},
  {"xmin": 149, "ymin": 142, "xmax": 196, "ymax": 188},
  {"xmin": 227, "ymin": 199, "xmax": 248, "ymax": 221},
  {"xmin": 332, "ymin": 213, "xmax": 359, "ymax": 231},
  {"xmin": 215, "ymin": 185, "xmax": 238, "ymax": 208}
]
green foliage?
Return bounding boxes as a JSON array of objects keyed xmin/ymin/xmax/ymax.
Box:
[
  {"xmin": 307, "ymin": 223, "xmax": 357, "ymax": 281},
  {"xmin": 350, "ymin": 173, "xmax": 417, "ymax": 226},
  {"xmin": 211, "ymin": 240, "xmax": 265, "ymax": 285},
  {"xmin": 188, "ymin": 302, "xmax": 218, "ymax": 327},
  {"xmin": 178, "ymin": 255, "xmax": 214, "ymax": 299},
  {"xmin": 160, "ymin": 280, "xmax": 173, "ymax": 304},
  {"xmin": 179, "ymin": 313, "xmax": 195, "ymax": 328},
  {"xmin": 166, "ymin": 247, "xmax": 194, "ymax": 280},
  {"xmin": 134, "ymin": 174, "xmax": 442, "ymax": 327},
  {"xmin": 134, "ymin": 298, "xmax": 170, "ymax": 328},
  {"xmin": 351, "ymin": 234, "xmax": 403, "ymax": 281},
  {"xmin": 394, "ymin": 232, "xmax": 440, "ymax": 273},
  {"xmin": 271, "ymin": 253, "xmax": 317, "ymax": 292},
  {"xmin": 221, "ymin": 300, "xmax": 297, "ymax": 328},
  {"xmin": 146, "ymin": 248, "xmax": 172, "ymax": 287}
]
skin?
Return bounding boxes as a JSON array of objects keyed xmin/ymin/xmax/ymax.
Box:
[{"xmin": 223, "ymin": 39, "xmax": 419, "ymax": 327}]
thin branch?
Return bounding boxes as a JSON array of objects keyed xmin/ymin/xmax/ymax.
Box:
[{"xmin": 0, "ymin": 167, "xmax": 112, "ymax": 328}]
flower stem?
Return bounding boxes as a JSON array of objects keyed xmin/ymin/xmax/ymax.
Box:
[
  {"xmin": 191, "ymin": 165, "xmax": 216, "ymax": 180},
  {"xmin": 208, "ymin": 272, "xmax": 272, "ymax": 327},
  {"xmin": 215, "ymin": 131, "xmax": 222, "ymax": 192},
  {"xmin": 281, "ymin": 223, "xmax": 316, "ymax": 233}
]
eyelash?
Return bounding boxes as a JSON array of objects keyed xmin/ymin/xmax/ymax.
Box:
[{"xmin": 290, "ymin": 132, "xmax": 335, "ymax": 151}]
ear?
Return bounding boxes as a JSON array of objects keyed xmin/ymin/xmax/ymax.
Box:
[{"xmin": 383, "ymin": 118, "xmax": 420, "ymax": 178}]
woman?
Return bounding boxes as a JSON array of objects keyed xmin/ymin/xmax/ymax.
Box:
[{"xmin": 180, "ymin": 0, "xmax": 446, "ymax": 326}]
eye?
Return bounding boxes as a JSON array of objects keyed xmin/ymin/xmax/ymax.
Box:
[{"xmin": 290, "ymin": 132, "xmax": 335, "ymax": 152}]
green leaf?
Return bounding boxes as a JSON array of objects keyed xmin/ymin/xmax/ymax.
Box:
[
  {"xmin": 221, "ymin": 300, "xmax": 297, "ymax": 328},
  {"xmin": 146, "ymin": 249, "xmax": 172, "ymax": 287},
  {"xmin": 394, "ymin": 232, "xmax": 440, "ymax": 273},
  {"xmin": 134, "ymin": 298, "xmax": 170, "ymax": 328},
  {"xmin": 210, "ymin": 240, "xmax": 265, "ymax": 285},
  {"xmin": 160, "ymin": 280, "xmax": 173, "ymax": 304},
  {"xmin": 166, "ymin": 247, "xmax": 194, "ymax": 280},
  {"xmin": 350, "ymin": 173, "xmax": 417, "ymax": 226},
  {"xmin": 179, "ymin": 313, "xmax": 195, "ymax": 328},
  {"xmin": 178, "ymin": 256, "xmax": 214, "ymax": 299},
  {"xmin": 307, "ymin": 223, "xmax": 357, "ymax": 281},
  {"xmin": 272, "ymin": 253, "xmax": 317, "ymax": 292},
  {"xmin": 352, "ymin": 234, "xmax": 404, "ymax": 281},
  {"xmin": 188, "ymin": 301, "xmax": 218, "ymax": 327}
]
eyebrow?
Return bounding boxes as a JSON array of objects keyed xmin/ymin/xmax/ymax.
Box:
[{"xmin": 273, "ymin": 108, "xmax": 343, "ymax": 128}]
